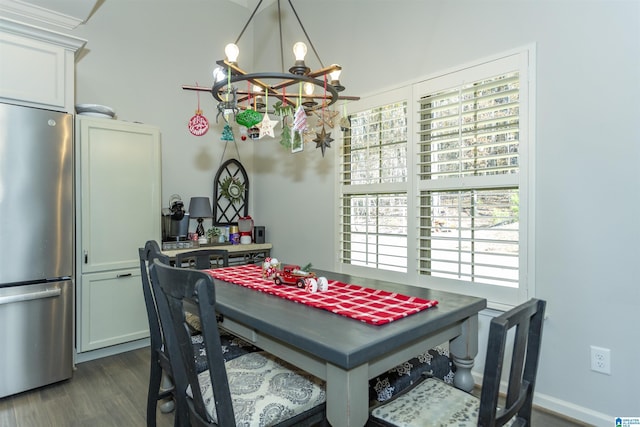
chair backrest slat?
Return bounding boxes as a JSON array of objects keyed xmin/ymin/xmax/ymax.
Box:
[
  {"xmin": 138, "ymin": 240, "xmax": 170, "ymax": 354},
  {"xmin": 478, "ymin": 298, "xmax": 546, "ymax": 427},
  {"xmin": 175, "ymin": 249, "xmax": 229, "ymax": 270}
]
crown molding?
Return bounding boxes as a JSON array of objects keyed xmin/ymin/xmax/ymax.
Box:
[
  {"xmin": 0, "ymin": 0, "xmax": 98, "ymax": 30},
  {"xmin": 0, "ymin": 16, "xmax": 86, "ymax": 51}
]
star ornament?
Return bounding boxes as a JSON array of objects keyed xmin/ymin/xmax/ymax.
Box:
[
  {"xmin": 257, "ymin": 113, "xmax": 279, "ymax": 139},
  {"xmin": 313, "ymin": 126, "xmax": 334, "ymax": 157}
]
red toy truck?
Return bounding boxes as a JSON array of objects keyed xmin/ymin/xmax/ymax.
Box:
[{"xmin": 273, "ymin": 264, "xmax": 316, "ymax": 288}]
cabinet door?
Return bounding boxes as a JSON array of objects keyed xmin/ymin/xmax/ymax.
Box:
[
  {"xmin": 78, "ymin": 118, "xmax": 161, "ymax": 273},
  {"xmin": 79, "ymin": 269, "xmax": 149, "ymax": 352},
  {"xmin": 0, "ymin": 30, "xmax": 66, "ymax": 109}
]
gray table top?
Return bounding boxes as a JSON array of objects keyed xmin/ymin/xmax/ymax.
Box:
[{"xmin": 213, "ymin": 269, "xmax": 487, "ymax": 369}]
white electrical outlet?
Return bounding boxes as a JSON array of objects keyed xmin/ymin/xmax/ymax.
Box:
[{"xmin": 590, "ymin": 346, "xmax": 611, "ymax": 375}]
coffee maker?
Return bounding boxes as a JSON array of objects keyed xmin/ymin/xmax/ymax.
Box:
[{"xmin": 162, "ymin": 195, "xmax": 190, "ymax": 241}]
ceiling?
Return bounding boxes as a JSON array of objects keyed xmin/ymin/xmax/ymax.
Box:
[{"xmin": 0, "ymin": 0, "xmax": 276, "ymax": 31}]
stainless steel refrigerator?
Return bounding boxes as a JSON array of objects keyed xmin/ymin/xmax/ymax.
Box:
[{"xmin": 0, "ymin": 102, "xmax": 74, "ymax": 398}]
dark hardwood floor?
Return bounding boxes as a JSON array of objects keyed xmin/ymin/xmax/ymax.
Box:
[{"xmin": 0, "ymin": 347, "xmax": 587, "ymax": 426}]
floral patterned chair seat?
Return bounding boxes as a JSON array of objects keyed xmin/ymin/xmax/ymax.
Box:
[{"xmin": 369, "ymin": 346, "xmax": 455, "ymax": 404}]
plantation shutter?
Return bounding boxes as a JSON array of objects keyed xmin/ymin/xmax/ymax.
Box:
[
  {"xmin": 340, "ymin": 100, "xmax": 409, "ymax": 272},
  {"xmin": 416, "ymin": 68, "xmax": 521, "ymax": 287}
]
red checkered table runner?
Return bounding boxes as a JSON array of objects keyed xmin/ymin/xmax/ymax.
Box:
[{"xmin": 205, "ymin": 265, "xmax": 438, "ymax": 326}]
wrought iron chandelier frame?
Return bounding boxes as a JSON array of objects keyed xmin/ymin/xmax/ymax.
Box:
[{"xmin": 182, "ymin": 0, "xmax": 359, "ymax": 111}]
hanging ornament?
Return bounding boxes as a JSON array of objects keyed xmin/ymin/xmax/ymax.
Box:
[
  {"xmin": 221, "ymin": 123, "xmax": 234, "ymax": 141},
  {"xmin": 313, "ymin": 108, "xmax": 339, "ymax": 128},
  {"xmin": 274, "ymin": 100, "xmax": 294, "ymax": 124},
  {"xmin": 257, "ymin": 113, "xmax": 279, "ymax": 139},
  {"xmin": 279, "ymin": 123, "xmax": 292, "ymax": 149},
  {"xmin": 340, "ymin": 116, "xmax": 351, "ymax": 132},
  {"xmin": 248, "ymin": 126, "xmax": 260, "ymax": 140},
  {"xmin": 340, "ymin": 101, "xmax": 351, "ymax": 131},
  {"xmin": 293, "ymin": 104, "xmax": 307, "ymax": 132},
  {"xmin": 216, "ymin": 86, "xmax": 239, "ymax": 123},
  {"xmin": 311, "ymin": 75, "xmax": 334, "ymax": 157},
  {"xmin": 303, "ymin": 126, "xmax": 316, "ymax": 144},
  {"xmin": 188, "ymin": 84, "xmax": 209, "ymax": 136},
  {"xmin": 236, "ymin": 109, "xmax": 262, "ymax": 128},
  {"xmin": 291, "ymin": 127, "xmax": 304, "ymax": 153},
  {"xmin": 239, "ymin": 125, "xmax": 248, "ymax": 141},
  {"xmin": 313, "ymin": 126, "xmax": 334, "ymax": 157}
]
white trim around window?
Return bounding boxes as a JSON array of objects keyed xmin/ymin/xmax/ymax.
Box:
[{"xmin": 337, "ymin": 46, "xmax": 536, "ymax": 309}]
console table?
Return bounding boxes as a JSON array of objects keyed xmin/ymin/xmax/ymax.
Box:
[{"xmin": 162, "ymin": 242, "xmax": 272, "ymax": 266}]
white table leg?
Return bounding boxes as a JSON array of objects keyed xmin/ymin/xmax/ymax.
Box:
[
  {"xmin": 449, "ymin": 314, "xmax": 479, "ymax": 392},
  {"xmin": 326, "ymin": 363, "xmax": 369, "ymax": 427}
]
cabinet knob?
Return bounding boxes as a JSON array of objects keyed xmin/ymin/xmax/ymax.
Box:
[{"xmin": 117, "ymin": 273, "xmax": 132, "ymax": 278}]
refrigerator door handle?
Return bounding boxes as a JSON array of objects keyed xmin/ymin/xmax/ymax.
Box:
[{"xmin": 0, "ymin": 288, "xmax": 62, "ymax": 305}]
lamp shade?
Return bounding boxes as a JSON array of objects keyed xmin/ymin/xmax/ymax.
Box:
[{"xmin": 188, "ymin": 197, "xmax": 212, "ymax": 218}]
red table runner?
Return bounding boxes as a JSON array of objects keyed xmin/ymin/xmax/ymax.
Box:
[{"xmin": 205, "ymin": 265, "xmax": 438, "ymax": 326}]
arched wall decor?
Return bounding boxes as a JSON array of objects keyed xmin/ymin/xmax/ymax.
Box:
[{"xmin": 213, "ymin": 158, "xmax": 249, "ymax": 225}]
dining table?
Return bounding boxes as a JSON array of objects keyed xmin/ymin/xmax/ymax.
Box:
[{"xmin": 206, "ymin": 266, "xmax": 487, "ymax": 427}]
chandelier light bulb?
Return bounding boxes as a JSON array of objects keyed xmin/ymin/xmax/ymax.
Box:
[
  {"xmin": 329, "ymin": 64, "xmax": 345, "ymax": 92},
  {"xmin": 292, "ymin": 42, "xmax": 307, "ymax": 61},
  {"xmin": 253, "ymin": 84, "xmax": 263, "ymax": 93},
  {"xmin": 303, "ymin": 82, "xmax": 315, "ymax": 95},
  {"xmin": 213, "ymin": 66, "xmax": 226, "ymax": 82},
  {"xmin": 224, "ymin": 43, "xmax": 240, "ymax": 63}
]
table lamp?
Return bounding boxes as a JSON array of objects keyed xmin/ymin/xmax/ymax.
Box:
[{"xmin": 188, "ymin": 197, "xmax": 212, "ymax": 238}]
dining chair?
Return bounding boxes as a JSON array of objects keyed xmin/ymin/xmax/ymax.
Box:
[
  {"xmin": 175, "ymin": 249, "xmax": 229, "ymax": 270},
  {"xmin": 369, "ymin": 298, "xmax": 546, "ymax": 427},
  {"xmin": 139, "ymin": 240, "xmax": 176, "ymax": 427},
  {"xmin": 140, "ymin": 241, "xmax": 264, "ymax": 426},
  {"xmin": 149, "ymin": 260, "xmax": 327, "ymax": 426}
]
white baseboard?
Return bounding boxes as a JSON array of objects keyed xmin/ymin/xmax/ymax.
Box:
[
  {"xmin": 471, "ymin": 372, "xmax": 611, "ymax": 426},
  {"xmin": 533, "ymin": 391, "xmax": 612, "ymax": 427},
  {"xmin": 74, "ymin": 338, "xmax": 150, "ymax": 364}
]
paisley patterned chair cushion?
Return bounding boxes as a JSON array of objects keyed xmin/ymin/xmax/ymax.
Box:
[
  {"xmin": 187, "ymin": 351, "xmax": 326, "ymax": 426},
  {"xmin": 370, "ymin": 377, "xmax": 515, "ymax": 427},
  {"xmin": 368, "ymin": 347, "xmax": 455, "ymax": 404},
  {"xmin": 191, "ymin": 332, "xmax": 261, "ymax": 373}
]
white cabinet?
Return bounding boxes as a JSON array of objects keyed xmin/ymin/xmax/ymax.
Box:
[
  {"xmin": 0, "ymin": 17, "xmax": 85, "ymax": 112},
  {"xmin": 76, "ymin": 117, "xmax": 161, "ymax": 353},
  {"xmin": 79, "ymin": 269, "xmax": 149, "ymax": 351}
]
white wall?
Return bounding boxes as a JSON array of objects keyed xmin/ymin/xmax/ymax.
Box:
[
  {"xmin": 68, "ymin": 0, "xmax": 640, "ymax": 424},
  {"xmin": 73, "ymin": 0, "xmax": 256, "ymax": 234}
]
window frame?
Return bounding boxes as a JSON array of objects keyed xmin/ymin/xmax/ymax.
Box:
[{"xmin": 336, "ymin": 46, "xmax": 535, "ymax": 309}]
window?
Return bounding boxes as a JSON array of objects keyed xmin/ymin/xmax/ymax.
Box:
[
  {"xmin": 340, "ymin": 99, "xmax": 409, "ymax": 273},
  {"xmin": 339, "ymin": 49, "xmax": 533, "ymax": 307}
]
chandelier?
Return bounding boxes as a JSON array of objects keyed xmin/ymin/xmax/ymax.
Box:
[{"xmin": 182, "ymin": 0, "xmax": 359, "ymax": 155}]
